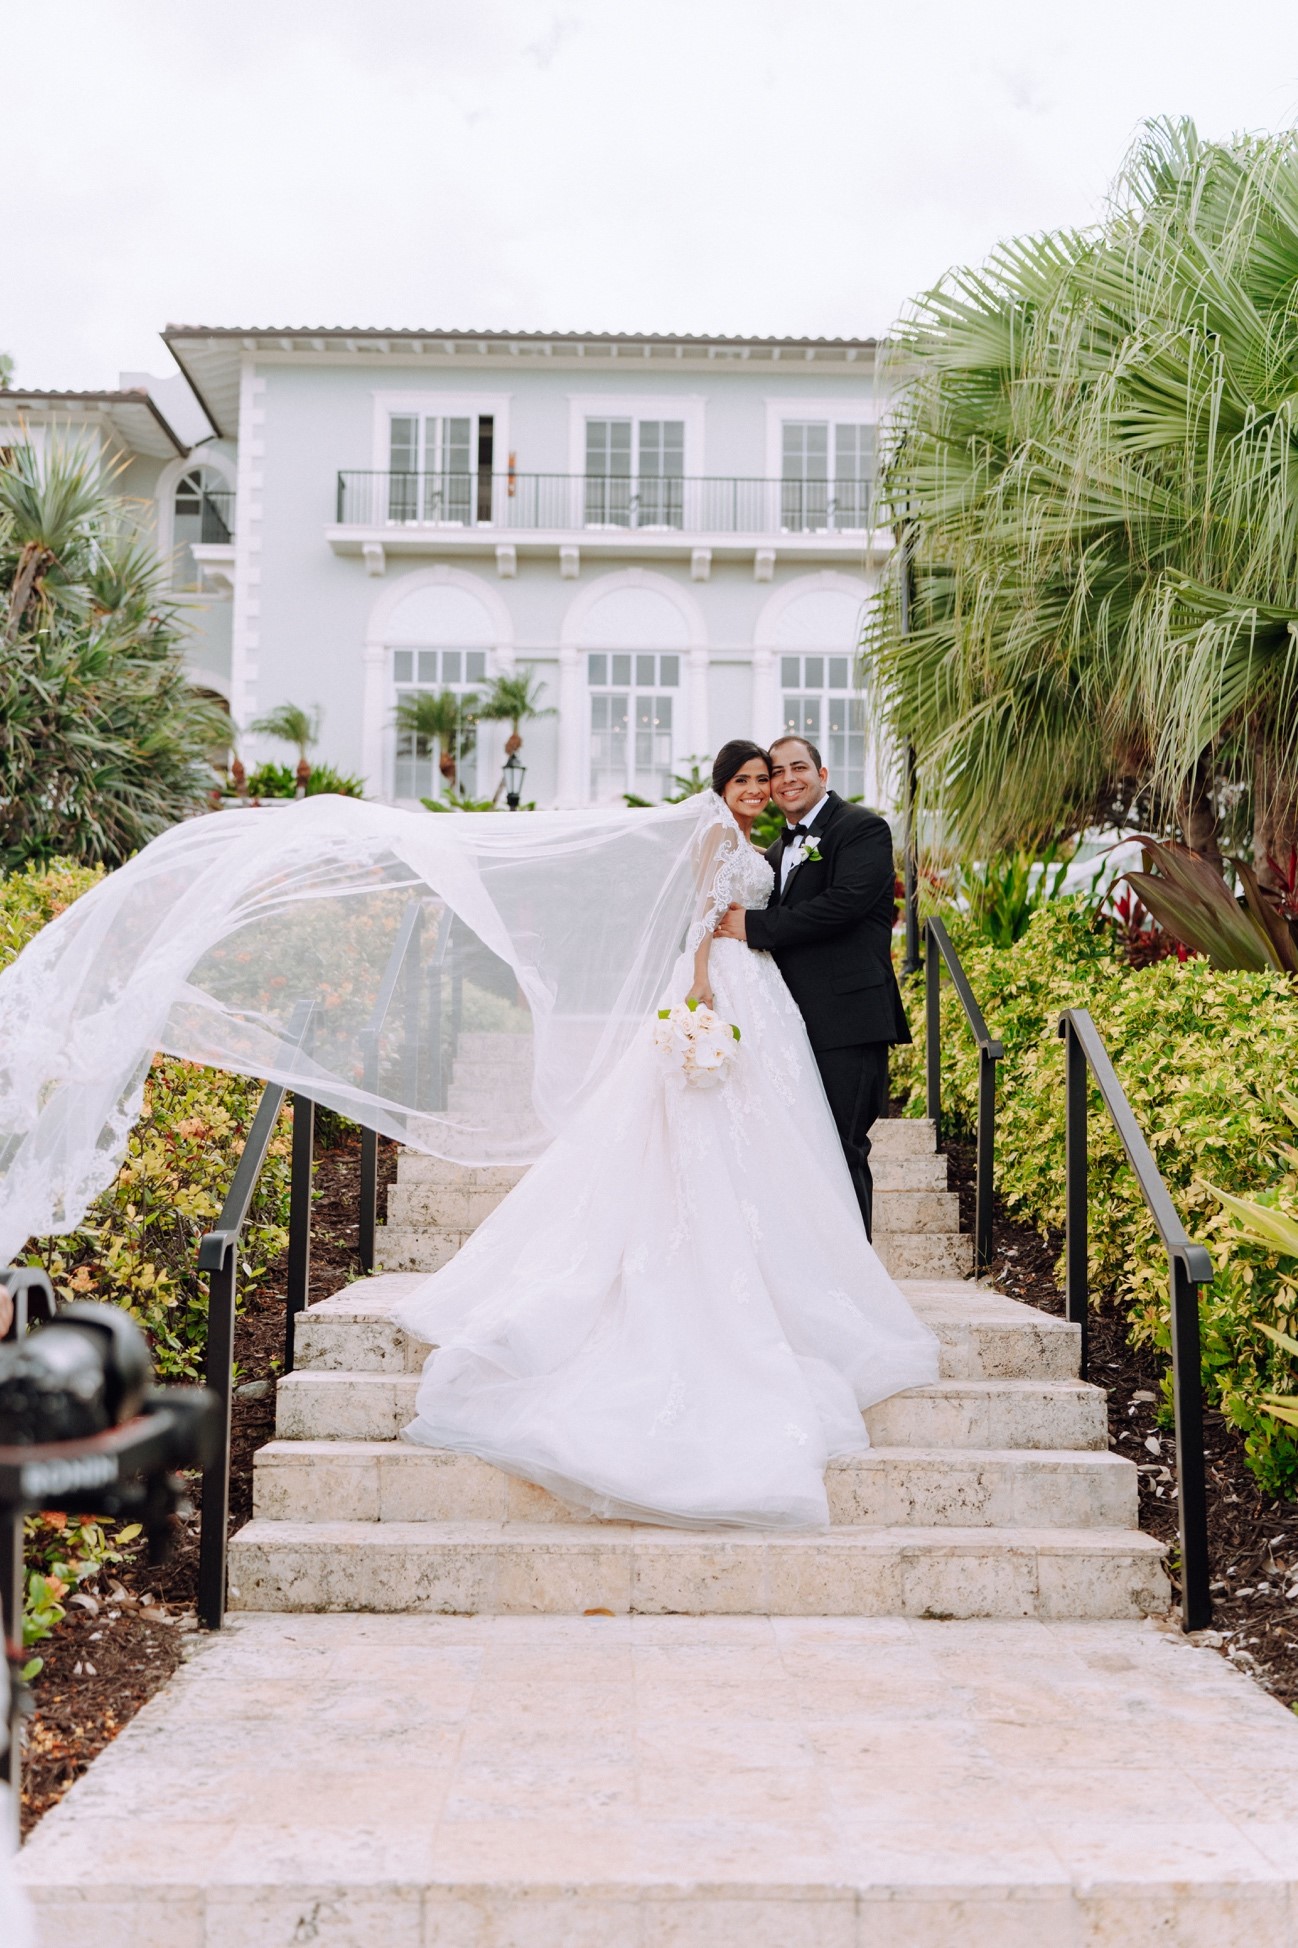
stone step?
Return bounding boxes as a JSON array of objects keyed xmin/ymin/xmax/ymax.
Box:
[
  {"xmin": 875, "ymin": 1230, "xmax": 973, "ymax": 1279},
  {"xmin": 25, "ymin": 1612, "xmax": 1297, "ymax": 1947},
  {"xmin": 275, "ymin": 1371, "xmax": 1107, "ymax": 1449},
  {"xmin": 386, "ymin": 1181, "xmax": 506, "ymax": 1227},
  {"xmin": 382, "ymin": 1177, "xmax": 962, "ymax": 1235},
  {"xmin": 253, "ymin": 1439, "xmax": 1137, "ymax": 1530},
  {"xmin": 391, "ymin": 1156, "xmax": 527, "ymax": 1191},
  {"xmin": 870, "ymin": 1189, "xmax": 961, "ymax": 1233},
  {"xmin": 227, "ymin": 1518, "xmax": 1169, "ymax": 1619},
  {"xmin": 392, "ymin": 1148, "xmax": 949, "ymax": 1194},
  {"xmin": 291, "ymin": 1274, "xmax": 1082, "ymax": 1383},
  {"xmin": 371, "ymin": 1220, "xmax": 975, "ymax": 1280}
]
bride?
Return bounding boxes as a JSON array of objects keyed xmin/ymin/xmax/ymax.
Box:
[{"xmin": 395, "ymin": 740, "xmax": 939, "ymax": 1530}]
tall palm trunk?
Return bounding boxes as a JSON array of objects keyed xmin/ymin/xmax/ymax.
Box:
[
  {"xmin": 5, "ymin": 541, "xmax": 54, "ymax": 641},
  {"xmin": 1177, "ymin": 755, "xmax": 1223, "ymax": 870}
]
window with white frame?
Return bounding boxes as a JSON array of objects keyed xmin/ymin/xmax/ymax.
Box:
[
  {"xmin": 388, "ymin": 413, "xmax": 494, "ymax": 525},
  {"xmin": 172, "ymin": 466, "xmax": 233, "ymax": 590},
  {"xmin": 780, "ymin": 653, "xmax": 868, "ymax": 800},
  {"xmin": 392, "ymin": 646, "xmax": 489, "ymax": 800},
  {"xmin": 780, "ymin": 422, "xmax": 875, "ymax": 533},
  {"xmin": 587, "ymin": 651, "xmax": 680, "ymax": 801},
  {"xmin": 584, "ymin": 418, "xmax": 685, "ymax": 530}
]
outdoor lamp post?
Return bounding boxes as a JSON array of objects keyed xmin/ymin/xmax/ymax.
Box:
[{"xmin": 502, "ymin": 751, "xmax": 527, "ymax": 811}]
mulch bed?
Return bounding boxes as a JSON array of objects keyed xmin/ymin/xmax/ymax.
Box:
[
  {"xmin": 944, "ymin": 1132, "xmax": 1298, "ymax": 1712},
  {"xmin": 17, "ymin": 1128, "xmax": 398, "ymax": 1835}
]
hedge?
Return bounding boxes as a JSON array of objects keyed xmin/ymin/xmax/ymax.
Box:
[{"xmin": 894, "ymin": 901, "xmax": 1298, "ymax": 1494}]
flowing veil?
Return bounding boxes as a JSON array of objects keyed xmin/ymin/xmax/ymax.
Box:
[{"xmin": 0, "ymin": 791, "xmax": 735, "ymax": 1265}]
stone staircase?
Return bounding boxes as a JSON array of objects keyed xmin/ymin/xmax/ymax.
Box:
[
  {"xmin": 228, "ymin": 1069, "xmax": 1168, "ymax": 1622},
  {"xmin": 36, "ymin": 1039, "xmax": 1298, "ymax": 1948}
]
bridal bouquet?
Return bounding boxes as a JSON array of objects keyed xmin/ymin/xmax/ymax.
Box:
[{"xmin": 653, "ymin": 998, "xmax": 741, "ymax": 1090}]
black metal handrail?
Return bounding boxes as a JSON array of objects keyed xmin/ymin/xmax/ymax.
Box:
[
  {"xmin": 1057, "ymin": 1008, "xmax": 1214, "ymax": 1632},
  {"xmin": 195, "ymin": 1000, "xmax": 314, "ymax": 1631},
  {"xmin": 924, "ymin": 917, "xmax": 1004, "ymax": 1275}
]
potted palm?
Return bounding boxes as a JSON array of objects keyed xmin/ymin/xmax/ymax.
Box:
[
  {"xmin": 476, "ymin": 672, "xmax": 554, "ymax": 802},
  {"xmin": 393, "ymin": 688, "xmax": 479, "ymax": 792},
  {"xmin": 249, "ymin": 702, "xmax": 320, "ymax": 796}
]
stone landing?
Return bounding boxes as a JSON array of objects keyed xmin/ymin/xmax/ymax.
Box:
[{"xmin": 18, "ymin": 1612, "xmax": 1298, "ymax": 1946}]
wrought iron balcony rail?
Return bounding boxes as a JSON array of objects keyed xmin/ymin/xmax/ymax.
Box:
[{"xmin": 335, "ymin": 470, "xmax": 875, "ymax": 536}]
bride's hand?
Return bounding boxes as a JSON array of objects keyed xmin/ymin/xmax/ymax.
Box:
[{"xmin": 686, "ymin": 982, "xmax": 715, "ymax": 1011}]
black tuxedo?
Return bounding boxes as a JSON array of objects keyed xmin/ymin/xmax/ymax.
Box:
[{"xmin": 744, "ymin": 793, "xmax": 908, "ymax": 1236}]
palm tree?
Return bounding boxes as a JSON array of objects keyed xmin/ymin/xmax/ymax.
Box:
[
  {"xmin": 1, "ymin": 438, "xmax": 105, "ymax": 641},
  {"xmin": 0, "ymin": 442, "xmax": 227, "ymax": 870},
  {"xmin": 393, "ymin": 688, "xmax": 479, "ymax": 790},
  {"xmin": 476, "ymin": 672, "xmax": 554, "ymax": 754},
  {"xmin": 249, "ymin": 702, "xmax": 320, "ymax": 794},
  {"xmin": 866, "ymin": 118, "xmax": 1298, "ymax": 886},
  {"xmin": 475, "ymin": 671, "xmax": 554, "ymax": 803}
]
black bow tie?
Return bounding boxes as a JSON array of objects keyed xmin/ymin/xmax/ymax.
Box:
[{"xmin": 781, "ymin": 823, "xmax": 812, "ymax": 847}]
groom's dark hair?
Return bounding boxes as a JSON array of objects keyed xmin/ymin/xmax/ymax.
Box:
[
  {"xmin": 769, "ymin": 733, "xmax": 824, "ymax": 772},
  {"xmin": 711, "ymin": 740, "xmax": 771, "ymax": 796}
]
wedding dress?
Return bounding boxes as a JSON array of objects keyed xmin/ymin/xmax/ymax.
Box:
[{"xmin": 395, "ymin": 806, "xmax": 940, "ymax": 1530}]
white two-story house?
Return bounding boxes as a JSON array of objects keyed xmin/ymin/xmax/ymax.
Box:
[
  {"xmin": 165, "ymin": 325, "xmax": 891, "ymax": 809},
  {"xmin": 7, "ymin": 328, "xmax": 893, "ymax": 810}
]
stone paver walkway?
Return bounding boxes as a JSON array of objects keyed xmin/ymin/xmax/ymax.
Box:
[{"xmin": 18, "ymin": 1612, "xmax": 1298, "ymax": 1945}]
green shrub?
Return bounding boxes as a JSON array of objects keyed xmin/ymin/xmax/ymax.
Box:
[
  {"xmin": 236, "ymin": 760, "xmax": 365, "ymax": 800},
  {"xmin": 894, "ymin": 900, "xmax": 1298, "ymax": 1493}
]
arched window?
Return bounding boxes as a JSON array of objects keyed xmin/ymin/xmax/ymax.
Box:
[{"xmin": 172, "ymin": 466, "xmax": 233, "ymax": 590}]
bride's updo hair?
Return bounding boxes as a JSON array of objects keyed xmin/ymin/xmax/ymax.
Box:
[{"xmin": 711, "ymin": 740, "xmax": 771, "ymax": 797}]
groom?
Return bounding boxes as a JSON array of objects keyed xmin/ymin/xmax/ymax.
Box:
[{"xmin": 715, "ymin": 735, "xmax": 910, "ymax": 1239}]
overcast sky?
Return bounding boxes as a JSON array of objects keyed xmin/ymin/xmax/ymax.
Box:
[{"xmin": 5, "ymin": 0, "xmax": 1298, "ymax": 392}]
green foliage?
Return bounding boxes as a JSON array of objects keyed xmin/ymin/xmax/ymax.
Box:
[
  {"xmin": 956, "ymin": 846, "xmax": 1071, "ymax": 949},
  {"xmin": 21, "ymin": 1513, "xmax": 142, "ymax": 1674},
  {"xmin": 421, "ymin": 793, "xmax": 537, "ymax": 812},
  {"xmin": 893, "ymin": 899, "xmax": 1298, "ymax": 1492},
  {"xmin": 0, "ymin": 442, "xmax": 228, "ymax": 871},
  {"xmin": 248, "ymin": 702, "xmax": 320, "ymax": 762},
  {"xmin": 1124, "ymin": 837, "xmax": 1298, "ymax": 973},
  {"xmin": 237, "ymin": 760, "xmax": 365, "ymax": 800},
  {"xmin": 867, "ymin": 117, "xmax": 1298, "ymax": 871},
  {"xmin": 475, "ymin": 671, "xmax": 555, "ymax": 736}
]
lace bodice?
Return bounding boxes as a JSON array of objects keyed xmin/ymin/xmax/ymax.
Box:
[
  {"xmin": 730, "ymin": 845, "xmax": 775, "ymax": 911},
  {"xmin": 686, "ymin": 806, "xmax": 775, "ymax": 951}
]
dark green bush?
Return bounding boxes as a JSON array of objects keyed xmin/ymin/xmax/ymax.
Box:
[{"xmin": 894, "ymin": 900, "xmax": 1298, "ymax": 1493}]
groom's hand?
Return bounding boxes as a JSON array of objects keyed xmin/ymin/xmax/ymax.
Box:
[{"xmin": 715, "ymin": 905, "xmax": 747, "ymax": 942}]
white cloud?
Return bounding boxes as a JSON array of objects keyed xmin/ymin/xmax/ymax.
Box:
[{"xmin": 2, "ymin": 0, "xmax": 1297, "ymax": 388}]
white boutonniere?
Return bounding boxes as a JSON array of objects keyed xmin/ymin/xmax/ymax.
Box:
[{"xmin": 800, "ymin": 843, "xmax": 823, "ymax": 864}]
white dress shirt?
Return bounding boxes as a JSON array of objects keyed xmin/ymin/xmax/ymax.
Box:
[{"xmin": 779, "ymin": 792, "xmax": 830, "ymax": 890}]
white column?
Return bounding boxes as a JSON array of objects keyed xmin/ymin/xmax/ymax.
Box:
[
  {"xmin": 751, "ymin": 646, "xmax": 779, "ymax": 744},
  {"xmin": 360, "ymin": 641, "xmax": 389, "ymax": 800},
  {"xmin": 556, "ymin": 645, "xmax": 584, "ymax": 805},
  {"xmin": 687, "ymin": 646, "xmax": 710, "ymax": 762}
]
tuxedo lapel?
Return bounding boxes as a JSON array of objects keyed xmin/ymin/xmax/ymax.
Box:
[{"xmin": 780, "ymin": 792, "xmax": 842, "ymax": 906}]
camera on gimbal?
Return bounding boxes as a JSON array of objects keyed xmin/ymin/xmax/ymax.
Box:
[{"xmin": 0, "ymin": 1267, "xmax": 222, "ymax": 1791}]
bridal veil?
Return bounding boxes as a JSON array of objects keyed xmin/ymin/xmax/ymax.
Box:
[{"xmin": 0, "ymin": 792, "xmax": 739, "ymax": 1264}]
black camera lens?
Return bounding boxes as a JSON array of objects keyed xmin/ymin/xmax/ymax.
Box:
[{"xmin": 0, "ymin": 1302, "xmax": 152, "ymax": 1445}]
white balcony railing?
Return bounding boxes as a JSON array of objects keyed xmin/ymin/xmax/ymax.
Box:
[{"xmin": 335, "ymin": 470, "xmax": 875, "ymax": 536}]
